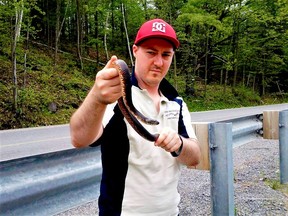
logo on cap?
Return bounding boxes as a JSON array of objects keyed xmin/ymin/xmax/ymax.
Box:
[{"xmin": 152, "ymin": 22, "xmax": 166, "ymax": 33}]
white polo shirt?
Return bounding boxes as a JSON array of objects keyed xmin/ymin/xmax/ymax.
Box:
[
  {"xmin": 92, "ymin": 72, "xmax": 197, "ymax": 216},
  {"xmin": 102, "ymin": 86, "xmax": 196, "ymax": 216}
]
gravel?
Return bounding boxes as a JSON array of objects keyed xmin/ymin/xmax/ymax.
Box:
[{"xmin": 55, "ymin": 139, "xmax": 288, "ymax": 216}]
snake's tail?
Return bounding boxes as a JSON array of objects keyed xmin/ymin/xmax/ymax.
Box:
[
  {"xmin": 118, "ymin": 99, "xmax": 179, "ymax": 157},
  {"xmin": 123, "ymin": 95, "xmax": 159, "ymax": 125},
  {"xmin": 130, "ymin": 109, "xmax": 159, "ymax": 125},
  {"xmin": 118, "ymin": 98, "xmax": 158, "ymax": 142}
]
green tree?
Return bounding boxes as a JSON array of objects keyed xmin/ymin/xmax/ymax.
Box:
[
  {"xmin": 239, "ymin": 0, "xmax": 288, "ymax": 95},
  {"xmin": 177, "ymin": 0, "xmax": 225, "ymax": 96}
]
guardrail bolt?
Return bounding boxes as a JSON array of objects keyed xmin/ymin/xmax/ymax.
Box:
[
  {"xmin": 257, "ymin": 128, "xmax": 264, "ymax": 135},
  {"xmin": 257, "ymin": 114, "xmax": 263, "ymax": 121}
]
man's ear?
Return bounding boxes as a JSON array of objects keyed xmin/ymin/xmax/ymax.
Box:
[{"xmin": 132, "ymin": 44, "xmax": 138, "ymax": 57}]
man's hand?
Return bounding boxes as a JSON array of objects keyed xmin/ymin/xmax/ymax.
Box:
[
  {"xmin": 154, "ymin": 127, "xmax": 182, "ymax": 153},
  {"xmin": 93, "ymin": 55, "xmax": 122, "ymax": 105}
]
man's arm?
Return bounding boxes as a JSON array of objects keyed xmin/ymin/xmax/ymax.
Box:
[
  {"xmin": 176, "ymin": 136, "xmax": 201, "ymax": 166},
  {"xmin": 70, "ymin": 56, "xmax": 121, "ymax": 148}
]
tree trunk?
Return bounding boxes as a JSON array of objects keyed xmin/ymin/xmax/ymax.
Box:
[
  {"xmin": 54, "ymin": 0, "xmax": 60, "ymax": 65},
  {"xmin": 121, "ymin": 3, "xmax": 133, "ymax": 66},
  {"xmin": 55, "ymin": 0, "xmax": 69, "ymax": 65},
  {"xmin": 220, "ymin": 68, "xmax": 223, "ymax": 85},
  {"xmin": 173, "ymin": 56, "xmax": 177, "ymax": 90},
  {"xmin": 204, "ymin": 31, "xmax": 209, "ymax": 97},
  {"xmin": 242, "ymin": 64, "xmax": 245, "ymax": 86},
  {"xmin": 95, "ymin": 6, "xmax": 99, "ymax": 64},
  {"xmin": 252, "ymin": 75, "xmax": 256, "ymax": 92},
  {"xmin": 76, "ymin": 0, "xmax": 83, "ymax": 69},
  {"xmin": 24, "ymin": 24, "xmax": 30, "ymax": 87},
  {"xmin": 262, "ymin": 71, "xmax": 265, "ymax": 96},
  {"xmin": 261, "ymin": 55, "xmax": 266, "ymax": 96},
  {"xmin": 111, "ymin": 0, "xmax": 115, "ymax": 50},
  {"xmin": 143, "ymin": 0, "xmax": 148, "ymax": 19},
  {"xmin": 46, "ymin": 0, "xmax": 50, "ymax": 47},
  {"xmin": 224, "ymin": 69, "xmax": 228, "ymax": 94},
  {"xmin": 11, "ymin": 0, "xmax": 24, "ymax": 112},
  {"xmin": 85, "ymin": 12, "xmax": 89, "ymax": 56},
  {"xmin": 104, "ymin": 4, "xmax": 111, "ymax": 61},
  {"xmin": 246, "ymin": 73, "xmax": 250, "ymax": 87},
  {"xmin": 232, "ymin": 13, "xmax": 240, "ymax": 89}
]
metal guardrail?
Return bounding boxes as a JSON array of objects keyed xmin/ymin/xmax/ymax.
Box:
[
  {"xmin": 209, "ymin": 110, "xmax": 288, "ymax": 215},
  {"xmin": 279, "ymin": 111, "xmax": 288, "ymax": 184},
  {"xmin": 0, "ymin": 110, "xmax": 287, "ymax": 216},
  {"xmin": 0, "ymin": 147, "xmax": 102, "ymax": 215},
  {"xmin": 221, "ymin": 114, "xmax": 263, "ymax": 147},
  {"xmin": 207, "ymin": 114, "xmax": 263, "ymax": 216}
]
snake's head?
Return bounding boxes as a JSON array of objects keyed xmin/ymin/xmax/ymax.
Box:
[{"xmin": 114, "ymin": 59, "xmax": 129, "ymax": 73}]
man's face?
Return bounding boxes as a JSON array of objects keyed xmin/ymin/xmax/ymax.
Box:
[{"xmin": 133, "ymin": 38, "xmax": 174, "ymax": 89}]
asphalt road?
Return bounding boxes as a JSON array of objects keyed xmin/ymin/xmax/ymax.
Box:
[
  {"xmin": 190, "ymin": 103, "xmax": 288, "ymax": 122},
  {"xmin": 0, "ymin": 124, "xmax": 71, "ymax": 162},
  {"xmin": 1, "ymin": 103, "xmax": 287, "ymax": 162}
]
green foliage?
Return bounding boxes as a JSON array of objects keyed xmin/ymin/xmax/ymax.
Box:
[
  {"xmin": 0, "ymin": 2, "xmax": 13, "ymax": 51},
  {"xmin": 1, "ymin": 0, "xmax": 288, "ymax": 129},
  {"xmin": 0, "ymin": 45, "xmax": 93, "ymax": 129},
  {"xmin": 184, "ymin": 84, "xmax": 279, "ymax": 112}
]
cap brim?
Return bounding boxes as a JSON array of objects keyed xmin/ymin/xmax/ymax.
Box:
[{"xmin": 135, "ymin": 35, "xmax": 180, "ymax": 49}]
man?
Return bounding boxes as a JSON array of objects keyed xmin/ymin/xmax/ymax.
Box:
[{"xmin": 70, "ymin": 18, "xmax": 201, "ymax": 216}]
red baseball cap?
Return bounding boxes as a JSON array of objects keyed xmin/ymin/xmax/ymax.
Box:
[{"xmin": 134, "ymin": 19, "xmax": 180, "ymax": 49}]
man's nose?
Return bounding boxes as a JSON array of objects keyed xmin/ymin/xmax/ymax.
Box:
[{"xmin": 154, "ymin": 54, "xmax": 163, "ymax": 67}]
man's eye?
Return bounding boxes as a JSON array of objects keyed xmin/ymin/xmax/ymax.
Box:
[
  {"xmin": 162, "ymin": 53, "xmax": 172, "ymax": 58},
  {"xmin": 147, "ymin": 51, "xmax": 155, "ymax": 55}
]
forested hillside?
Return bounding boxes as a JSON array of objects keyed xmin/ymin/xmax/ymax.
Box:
[{"xmin": 1, "ymin": 0, "xmax": 288, "ymax": 129}]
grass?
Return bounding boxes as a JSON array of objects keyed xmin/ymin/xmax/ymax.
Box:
[
  {"xmin": 264, "ymin": 178, "xmax": 288, "ymax": 197},
  {"xmin": 184, "ymin": 84, "xmax": 287, "ymax": 112}
]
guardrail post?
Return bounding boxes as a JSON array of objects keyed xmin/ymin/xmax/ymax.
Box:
[
  {"xmin": 192, "ymin": 122, "xmax": 210, "ymax": 170},
  {"xmin": 209, "ymin": 122, "xmax": 234, "ymax": 216},
  {"xmin": 279, "ymin": 110, "xmax": 288, "ymax": 184},
  {"xmin": 263, "ymin": 111, "xmax": 279, "ymax": 139}
]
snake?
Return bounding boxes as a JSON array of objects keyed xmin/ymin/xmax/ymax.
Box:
[
  {"xmin": 113, "ymin": 59, "xmax": 180, "ymax": 157},
  {"xmin": 113, "ymin": 59, "xmax": 159, "ymax": 126}
]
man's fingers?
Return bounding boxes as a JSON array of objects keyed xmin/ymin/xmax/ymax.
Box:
[
  {"xmin": 103, "ymin": 55, "xmax": 118, "ymax": 70},
  {"xmin": 98, "ymin": 55, "xmax": 119, "ymax": 80}
]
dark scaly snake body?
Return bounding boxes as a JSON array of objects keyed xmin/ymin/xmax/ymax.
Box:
[
  {"xmin": 113, "ymin": 59, "xmax": 159, "ymax": 142},
  {"xmin": 117, "ymin": 97, "xmax": 159, "ymax": 142},
  {"xmin": 113, "ymin": 60, "xmax": 159, "ymax": 126},
  {"xmin": 113, "ymin": 59, "xmax": 180, "ymax": 157}
]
